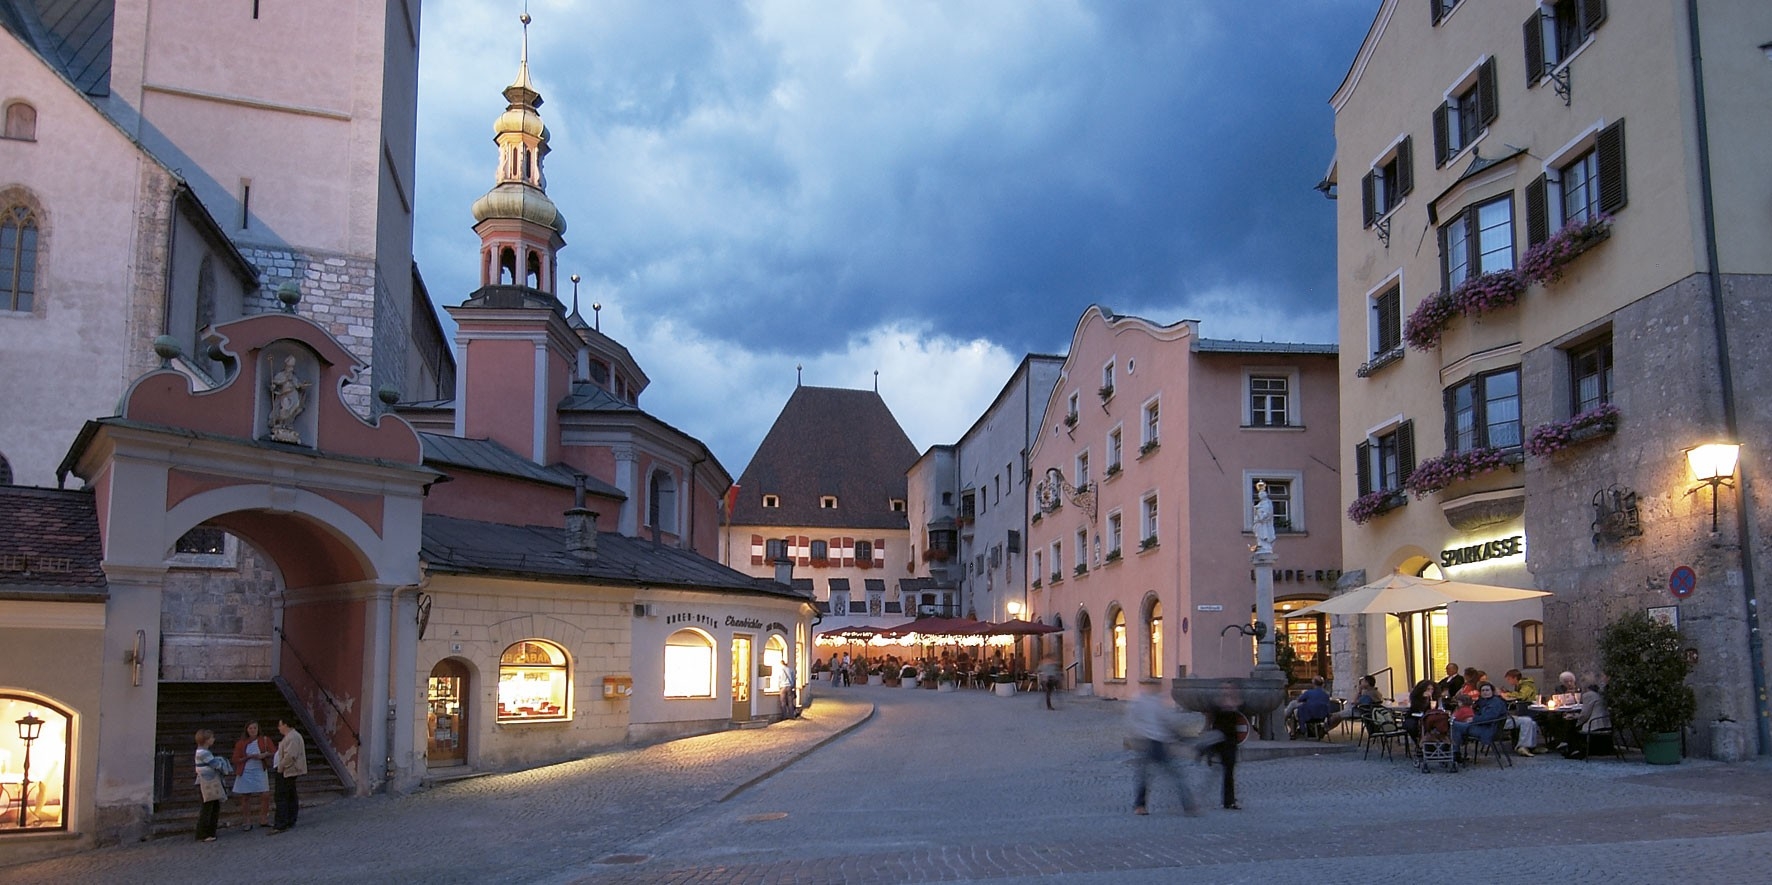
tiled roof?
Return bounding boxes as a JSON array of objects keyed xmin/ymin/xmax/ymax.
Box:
[
  {"xmin": 731, "ymin": 386, "xmax": 918, "ymax": 530},
  {"xmin": 421, "ymin": 514, "xmax": 809, "ymax": 602},
  {"xmin": 1, "ymin": 0, "xmax": 113, "ymax": 96},
  {"xmin": 557, "ymin": 381, "xmax": 640, "ymax": 413},
  {"xmin": 418, "ymin": 433, "xmax": 624, "ymax": 499},
  {"xmin": 0, "ymin": 486, "xmax": 106, "ymax": 600},
  {"xmin": 1192, "ymin": 338, "xmax": 1338, "ymax": 355}
]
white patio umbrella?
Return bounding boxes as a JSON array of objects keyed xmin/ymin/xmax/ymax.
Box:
[
  {"xmin": 1288, "ymin": 573, "xmax": 1550, "ymax": 693},
  {"xmin": 1288, "ymin": 572, "xmax": 1549, "ymax": 618}
]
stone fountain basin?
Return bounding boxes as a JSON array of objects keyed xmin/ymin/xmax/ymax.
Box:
[{"xmin": 1172, "ymin": 674, "xmax": 1288, "ymax": 717}]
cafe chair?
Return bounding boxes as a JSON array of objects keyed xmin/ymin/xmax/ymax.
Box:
[
  {"xmin": 1362, "ymin": 707, "xmax": 1410, "ymax": 761},
  {"xmin": 1462, "ymin": 716, "xmax": 1515, "ymax": 768},
  {"xmin": 1569, "ymin": 715, "xmax": 1617, "ymax": 761}
]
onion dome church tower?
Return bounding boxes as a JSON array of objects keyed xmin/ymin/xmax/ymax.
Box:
[{"xmin": 467, "ymin": 12, "xmax": 567, "ymax": 305}]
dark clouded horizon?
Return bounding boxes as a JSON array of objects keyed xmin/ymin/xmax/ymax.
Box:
[{"xmin": 414, "ymin": 0, "xmax": 1376, "ymax": 475}]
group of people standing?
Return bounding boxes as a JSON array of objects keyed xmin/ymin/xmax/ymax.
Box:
[{"xmin": 193, "ymin": 717, "xmax": 309, "ymax": 842}]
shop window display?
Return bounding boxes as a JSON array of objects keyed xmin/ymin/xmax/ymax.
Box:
[
  {"xmin": 497, "ymin": 641, "xmax": 570, "ymax": 722},
  {"xmin": 0, "ymin": 695, "xmax": 70, "ymax": 832},
  {"xmin": 664, "ymin": 629, "xmax": 716, "ymax": 698}
]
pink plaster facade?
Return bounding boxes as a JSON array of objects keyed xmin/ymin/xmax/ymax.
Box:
[{"xmin": 1026, "ymin": 308, "xmax": 1342, "ymax": 699}]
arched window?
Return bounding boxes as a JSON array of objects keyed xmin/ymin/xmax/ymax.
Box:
[
  {"xmin": 762, "ymin": 635, "xmax": 789, "ymax": 693},
  {"xmin": 0, "ymin": 694, "xmax": 71, "ymax": 831},
  {"xmin": 525, "ymin": 250, "xmax": 542, "ymax": 289},
  {"xmin": 1075, "ymin": 609, "xmax": 1093, "ymax": 684},
  {"xmin": 648, "ymin": 470, "xmax": 678, "ymax": 534},
  {"xmin": 1515, "ymin": 620, "xmax": 1544, "ymax": 670},
  {"xmin": 193, "ymin": 257, "xmax": 218, "ymax": 378},
  {"xmin": 499, "ymin": 246, "xmax": 517, "ymax": 285},
  {"xmin": 664, "ymin": 629, "xmax": 716, "ymax": 698},
  {"xmin": 497, "ymin": 640, "xmax": 569, "ymax": 722},
  {"xmin": 1110, "ymin": 607, "xmax": 1127, "ymax": 680},
  {"xmin": 2, "ymin": 101, "xmax": 35, "ymax": 141},
  {"xmin": 2, "ymin": 203, "xmax": 39, "ymax": 312},
  {"xmin": 1145, "ymin": 598, "xmax": 1164, "ymax": 679}
]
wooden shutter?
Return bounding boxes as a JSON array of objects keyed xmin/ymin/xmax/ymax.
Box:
[
  {"xmin": 1597, "ymin": 119, "xmax": 1628, "ymax": 214},
  {"xmin": 1525, "ymin": 173, "xmax": 1549, "ymax": 246},
  {"xmin": 1443, "ymin": 385, "xmax": 1460, "ymax": 452},
  {"xmin": 1356, "ymin": 442, "xmax": 1372, "ymax": 497},
  {"xmin": 1581, "ymin": 0, "xmax": 1607, "ymax": 36},
  {"xmin": 1477, "ymin": 57, "xmax": 1499, "ymax": 127},
  {"xmin": 1523, "ymin": 11, "xmax": 1545, "ymax": 84},
  {"xmin": 1396, "ymin": 136, "xmax": 1414, "ymax": 196},
  {"xmin": 1398, "ymin": 419, "xmax": 1417, "ymax": 487},
  {"xmin": 1432, "ymin": 104, "xmax": 1450, "ymax": 167},
  {"xmin": 1430, "ymin": 0, "xmax": 1445, "ymax": 26},
  {"xmin": 1377, "ymin": 286, "xmax": 1401, "ymax": 351},
  {"xmin": 1362, "ymin": 170, "xmax": 1377, "ymax": 227}
]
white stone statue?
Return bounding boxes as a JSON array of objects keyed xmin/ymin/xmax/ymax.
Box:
[
  {"xmin": 1251, "ymin": 481, "xmax": 1276, "ymax": 553},
  {"xmin": 267, "ymin": 355, "xmax": 310, "ymax": 443}
]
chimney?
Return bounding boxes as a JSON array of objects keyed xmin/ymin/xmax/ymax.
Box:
[{"xmin": 566, "ymin": 476, "xmax": 598, "ymax": 560}]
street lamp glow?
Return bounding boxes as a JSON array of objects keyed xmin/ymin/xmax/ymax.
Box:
[
  {"xmin": 1687, "ymin": 443, "xmax": 1740, "ymax": 483},
  {"xmin": 1006, "ymin": 601, "xmax": 1023, "ymax": 618}
]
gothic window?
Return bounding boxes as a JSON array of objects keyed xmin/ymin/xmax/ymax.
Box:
[
  {"xmin": 193, "ymin": 258, "xmax": 218, "ymax": 378},
  {"xmin": 1, "ymin": 203, "xmax": 39, "ymax": 312}
]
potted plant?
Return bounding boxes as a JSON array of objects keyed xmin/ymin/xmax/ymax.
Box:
[
  {"xmin": 920, "ymin": 661, "xmax": 941, "ymax": 689},
  {"xmin": 1599, "ymin": 610, "xmax": 1697, "ymax": 764},
  {"xmin": 992, "ymin": 672, "xmax": 1016, "ymax": 697},
  {"xmin": 937, "ymin": 666, "xmax": 959, "ymax": 692},
  {"xmin": 901, "ymin": 664, "xmax": 920, "ymax": 688}
]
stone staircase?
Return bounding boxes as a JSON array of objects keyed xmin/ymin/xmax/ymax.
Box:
[{"xmin": 151, "ymin": 681, "xmax": 350, "ymax": 838}]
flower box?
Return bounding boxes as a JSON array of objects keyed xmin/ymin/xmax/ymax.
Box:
[
  {"xmin": 1138, "ymin": 440, "xmax": 1160, "ymax": 457},
  {"xmin": 1356, "ymin": 345, "xmax": 1405, "ymax": 378},
  {"xmin": 1138, "ymin": 535, "xmax": 1158, "ymax": 552},
  {"xmin": 1525, "ymin": 403, "xmax": 1620, "ymax": 458},
  {"xmin": 1031, "ymin": 578, "xmax": 1042, "ymax": 589},
  {"xmin": 1098, "ymin": 384, "xmax": 1115, "ymax": 401},
  {"xmin": 1105, "ymin": 463, "xmax": 1122, "ymax": 478},
  {"xmin": 1104, "ymin": 549, "xmax": 1122, "ymax": 563},
  {"xmin": 1404, "ymin": 446, "xmax": 1517, "ymax": 498},
  {"xmin": 1404, "ymin": 269, "xmax": 1526, "ymax": 351},
  {"xmin": 1050, "ymin": 571, "xmax": 1063, "ymax": 584},
  {"xmin": 1074, "ymin": 563, "xmax": 1088, "ymax": 577},
  {"xmin": 1522, "ymin": 215, "xmax": 1611, "ymax": 285},
  {"xmin": 1347, "ymin": 490, "xmax": 1407, "ymax": 525},
  {"xmin": 1063, "ymin": 412, "xmax": 1079, "ymax": 428}
]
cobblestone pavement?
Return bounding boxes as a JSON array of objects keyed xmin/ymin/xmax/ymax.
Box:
[{"xmin": 6, "ymin": 683, "xmax": 1772, "ymax": 884}]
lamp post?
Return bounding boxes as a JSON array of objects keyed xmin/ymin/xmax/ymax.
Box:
[
  {"xmin": 15, "ymin": 712, "xmax": 43, "ymax": 828},
  {"xmin": 1686, "ymin": 443, "xmax": 1741, "ymax": 532}
]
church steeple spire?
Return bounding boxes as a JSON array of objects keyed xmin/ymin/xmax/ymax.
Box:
[{"xmin": 469, "ymin": 10, "xmax": 566, "ymax": 297}]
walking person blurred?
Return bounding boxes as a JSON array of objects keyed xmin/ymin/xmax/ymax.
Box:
[
  {"xmin": 268, "ymin": 717, "xmax": 307, "ymax": 834},
  {"xmin": 1201, "ymin": 681, "xmax": 1242, "ymax": 810},
  {"xmin": 1038, "ymin": 655, "xmax": 1061, "ymax": 710},
  {"xmin": 193, "ymin": 729, "xmax": 231, "ymax": 843},
  {"xmin": 1126, "ymin": 681, "xmax": 1199, "ymax": 816},
  {"xmin": 230, "ymin": 720, "xmax": 275, "ymax": 831}
]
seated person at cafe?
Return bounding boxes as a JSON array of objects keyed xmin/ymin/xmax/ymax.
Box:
[
  {"xmin": 1402, "ymin": 679, "xmax": 1438, "ymax": 739},
  {"xmin": 1437, "ymin": 663, "xmax": 1465, "ymax": 703},
  {"xmin": 1563, "ymin": 679, "xmax": 1612, "ymax": 758},
  {"xmin": 1451, "ymin": 682, "xmax": 1510, "ymax": 756},
  {"xmin": 1327, "ymin": 675, "xmax": 1385, "ymax": 728},
  {"xmin": 1543, "ymin": 671, "xmax": 1585, "ymax": 749},
  {"xmin": 1502, "ymin": 669, "xmax": 1544, "ymax": 755},
  {"xmin": 1285, "ymin": 677, "xmax": 1335, "ymax": 737}
]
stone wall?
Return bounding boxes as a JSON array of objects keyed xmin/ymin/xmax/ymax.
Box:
[
  {"xmin": 1524, "ymin": 272, "xmax": 1772, "ymax": 754},
  {"xmin": 238, "ymin": 244, "xmax": 379, "ymax": 416},
  {"xmin": 159, "ymin": 543, "xmax": 280, "ymax": 681}
]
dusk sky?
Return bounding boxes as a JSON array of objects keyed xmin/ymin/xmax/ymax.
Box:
[{"xmin": 412, "ymin": 1, "xmax": 1376, "ymax": 476}]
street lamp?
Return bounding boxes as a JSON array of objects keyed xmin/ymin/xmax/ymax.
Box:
[
  {"xmin": 1687, "ymin": 443, "xmax": 1741, "ymax": 532},
  {"xmin": 15, "ymin": 712, "xmax": 43, "ymax": 828},
  {"xmin": 1006, "ymin": 600, "xmax": 1023, "ymax": 619}
]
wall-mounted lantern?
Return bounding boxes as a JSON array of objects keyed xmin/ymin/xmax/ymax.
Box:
[{"xmin": 1686, "ymin": 443, "xmax": 1741, "ymax": 532}]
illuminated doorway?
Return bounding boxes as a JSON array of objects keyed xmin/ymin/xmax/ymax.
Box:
[
  {"xmin": 426, "ymin": 660, "xmax": 468, "ymax": 766},
  {"xmin": 731, "ymin": 635, "xmax": 754, "ymax": 722}
]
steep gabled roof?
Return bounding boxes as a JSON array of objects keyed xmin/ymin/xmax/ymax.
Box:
[
  {"xmin": 732, "ymin": 385, "xmax": 918, "ymax": 530},
  {"xmin": 421, "ymin": 514, "xmax": 808, "ymax": 601},
  {"xmin": 1, "ymin": 0, "xmax": 113, "ymax": 96},
  {"xmin": 0, "ymin": 485, "xmax": 106, "ymax": 601}
]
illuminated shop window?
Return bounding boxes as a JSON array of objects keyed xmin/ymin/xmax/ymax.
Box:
[
  {"xmin": 1111, "ymin": 608, "xmax": 1127, "ymax": 680},
  {"xmin": 663, "ymin": 629, "xmax": 716, "ymax": 698},
  {"xmin": 497, "ymin": 641, "xmax": 570, "ymax": 722},
  {"xmin": 0, "ymin": 695, "xmax": 70, "ymax": 833},
  {"xmin": 762, "ymin": 635, "xmax": 789, "ymax": 694},
  {"xmin": 1146, "ymin": 600, "xmax": 1163, "ymax": 679}
]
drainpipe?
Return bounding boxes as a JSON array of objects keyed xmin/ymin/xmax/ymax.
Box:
[{"xmin": 1686, "ymin": 0, "xmax": 1769, "ymax": 754}]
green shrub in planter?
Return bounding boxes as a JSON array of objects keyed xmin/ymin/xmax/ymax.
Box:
[{"xmin": 1599, "ymin": 610, "xmax": 1696, "ymax": 760}]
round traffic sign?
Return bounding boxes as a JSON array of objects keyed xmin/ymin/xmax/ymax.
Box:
[{"xmin": 1670, "ymin": 565, "xmax": 1697, "ymax": 599}]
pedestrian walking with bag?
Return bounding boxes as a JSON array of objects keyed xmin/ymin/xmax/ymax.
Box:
[
  {"xmin": 1196, "ymin": 681, "xmax": 1242, "ymax": 811},
  {"xmin": 1038, "ymin": 655, "xmax": 1062, "ymax": 710},
  {"xmin": 193, "ymin": 729, "xmax": 232, "ymax": 842},
  {"xmin": 231, "ymin": 720, "xmax": 275, "ymax": 831},
  {"xmin": 268, "ymin": 717, "xmax": 308, "ymax": 834},
  {"xmin": 1126, "ymin": 681, "xmax": 1200, "ymax": 816}
]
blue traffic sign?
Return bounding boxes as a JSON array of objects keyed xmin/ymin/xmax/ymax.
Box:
[{"xmin": 1670, "ymin": 565, "xmax": 1697, "ymax": 599}]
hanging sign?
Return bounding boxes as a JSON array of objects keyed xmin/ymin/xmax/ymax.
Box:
[{"xmin": 1670, "ymin": 565, "xmax": 1697, "ymax": 599}]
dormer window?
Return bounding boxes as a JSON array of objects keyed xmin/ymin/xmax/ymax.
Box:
[
  {"xmin": 820, "ymin": 496, "xmax": 838, "ymax": 509},
  {"xmin": 762, "ymin": 494, "xmax": 780, "ymax": 508},
  {"xmin": 889, "ymin": 498, "xmax": 906, "ymax": 512}
]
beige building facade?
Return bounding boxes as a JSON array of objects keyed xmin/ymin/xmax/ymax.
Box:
[{"xmin": 1330, "ymin": 0, "xmax": 1772, "ymax": 752}]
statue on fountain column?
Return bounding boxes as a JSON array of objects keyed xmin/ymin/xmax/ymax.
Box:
[{"xmin": 1251, "ymin": 481, "xmax": 1276, "ymax": 554}]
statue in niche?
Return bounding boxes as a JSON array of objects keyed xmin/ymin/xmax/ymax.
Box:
[
  {"xmin": 267, "ymin": 355, "xmax": 310, "ymax": 443},
  {"xmin": 1251, "ymin": 481, "xmax": 1276, "ymax": 554}
]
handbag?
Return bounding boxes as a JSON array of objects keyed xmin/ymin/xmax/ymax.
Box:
[{"xmin": 198, "ymin": 771, "xmax": 227, "ymax": 803}]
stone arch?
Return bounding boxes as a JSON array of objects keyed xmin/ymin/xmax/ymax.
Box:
[{"xmin": 159, "ymin": 486, "xmax": 383, "ymax": 590}]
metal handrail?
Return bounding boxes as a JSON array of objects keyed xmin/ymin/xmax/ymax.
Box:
[{"xmin": 274, "ymin": 626, "xmax": 361, "ymax": 745}]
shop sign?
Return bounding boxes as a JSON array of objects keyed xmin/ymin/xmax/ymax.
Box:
[
  {"xmin": 1440, "ymin": 534, "xmax": 1524, "ymax": 568},
  {"xmin": 726, "ymin": 616, "xmax": 764, "ymax": 630}
]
